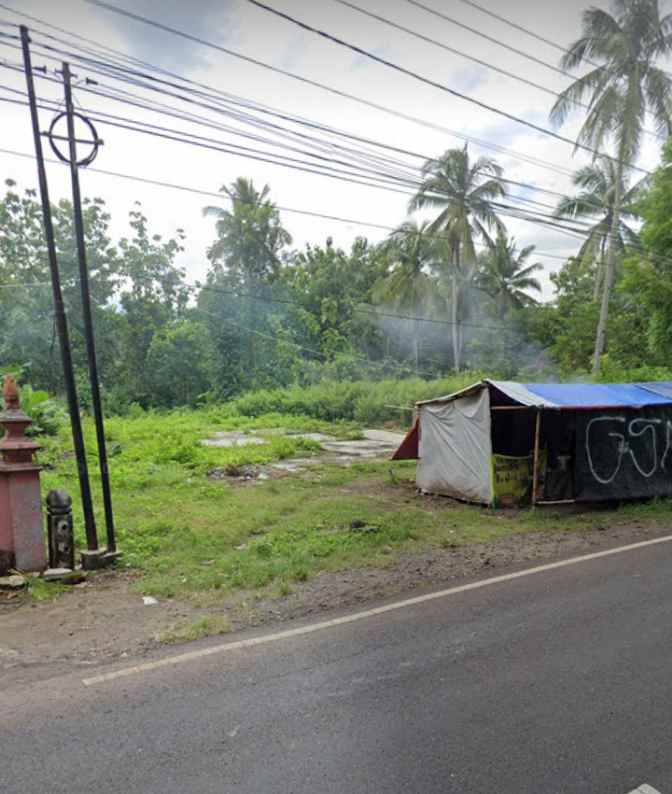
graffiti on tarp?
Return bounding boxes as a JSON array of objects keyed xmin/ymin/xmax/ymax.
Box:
[{"xmin": 585, "ymin": 415, "xmax": 672, "ymax": 484}]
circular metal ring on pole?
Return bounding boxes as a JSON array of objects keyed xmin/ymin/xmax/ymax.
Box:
[{"xmin": 47, "ymin": 111, "xmax": 102, "ymax": 167}]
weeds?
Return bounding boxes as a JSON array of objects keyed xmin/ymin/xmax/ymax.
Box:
[{"xmin": 160, "ymin": 615, "xmax": 232, "ymax": 644}]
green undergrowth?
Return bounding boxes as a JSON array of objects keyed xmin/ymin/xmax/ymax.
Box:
[{"xmin": 223, "ymin": 374, "xmax": 480, "ymax": 425}]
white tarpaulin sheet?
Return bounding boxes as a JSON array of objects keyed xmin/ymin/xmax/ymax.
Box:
[{"xmin": 417, "ymin": 387, "xmax": 492, "ymax": 503}]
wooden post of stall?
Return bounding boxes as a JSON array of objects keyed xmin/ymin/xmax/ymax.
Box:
[{"xmin": 531, "ymin": 408, "xmax": 542, "ymax": 506}]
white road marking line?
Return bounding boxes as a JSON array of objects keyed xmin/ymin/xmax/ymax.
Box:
[
  {"xmin": 627, "ymin": 785, "xmax": 662, "ymax": 794},
  {"xmin": 83, "ymin": 531, "xmax": 672, "ymax": 687}
]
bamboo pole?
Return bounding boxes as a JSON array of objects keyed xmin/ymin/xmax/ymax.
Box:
[{"xmin": 531, "ymin": 409, "xmax": 542, "ymax": 506}]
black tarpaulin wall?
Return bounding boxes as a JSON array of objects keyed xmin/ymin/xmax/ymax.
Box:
[{"xmin": 574, "ymin": 406, "xmax": 672, "ymax": 501}]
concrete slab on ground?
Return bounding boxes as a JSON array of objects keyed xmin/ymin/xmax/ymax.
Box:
[{"xmin": 201, "ymin": 431, "xmax": 266, "ymax": 448}]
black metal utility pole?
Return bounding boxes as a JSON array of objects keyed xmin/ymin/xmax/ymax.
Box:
[
  {"xmin": 61, "ymin": 62, "xmax": 117, "ymax": 555},
  {"xmin": 19, "ymin": 27, "xmax": 101, "ymax": 558}
]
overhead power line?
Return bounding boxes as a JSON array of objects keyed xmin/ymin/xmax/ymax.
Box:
[
  {"xmin": 242, "ymin": 0, "xmax": 650, "ymax": 175},
  {"xmin": 0, "ymin": 144, "xmax": 581, "ymax": 265},
  {"xmin": 0, "ymin": 23, "xmax": 654, "ymax": 259},
  {"xmin": 402, "ymin": 0, "xmax": 578, "ymax": 80},
  {"xmin": 0, "ymin": 64, "xmax": 600, "ymax": 226},
  {"xmin": 1, "ymin": 23, "xmax": 645, "ymax": 225},
  {"xmin": 192, "ymin": 280, "xmax": 519, "ymax": 333},
  {"xmin": 454, "ymin": 0, "xmax": 672, "ymax": 86},
  {"xmin": 333, "ymin": 0, "xmax": 663, "ymax": 142},
  {"xmin": 78, "ymin": 0, "xmax": 578, "ymax": 179},
  {"xmin": 0, "ymin": 62, "xmax": 604, "ymax": 236},
  {"xmin": 1, "ymin": 138, "xmax": 663, "ymax": 305},
  {"xmin": 0, "ymin": 38, "xmax": 593, "ymax": 213},
  {"xmin": 452, "ymin": 0, "xmax": 603, "ymax": 71}
]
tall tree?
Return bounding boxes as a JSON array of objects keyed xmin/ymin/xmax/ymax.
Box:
[
  {"xmin": 203, "ymin": 177, "xmax": 291, "ymax": 287},
  {"xmin": 477, "ymin": 231, "xmax": 543, "ymax": 317},
  {"xmin": 373, "ymin": 220, "xmax": 439, "ymax": 373},
  {"xmin": 554, "ymin": 156, "xmax": 643, "ymax": 300},
  {"xmin": 116, "ymin": 206, "xmax": 189, "ymax": 404},
  {"xmin": 550, "ymin": 0, "xmax": 672, "ymax": 373},
  {"xmin": 409, "ymin": 144, "xmax": 505, "ymax": 370},
  {"xmin": 201, "ymin": 178, "xmax": 292, "ymax": 392}
]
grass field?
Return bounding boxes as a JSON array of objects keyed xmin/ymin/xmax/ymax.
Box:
[{"xmin": 32, "ymin": 376, "xmax": 672, "ymax": 605}]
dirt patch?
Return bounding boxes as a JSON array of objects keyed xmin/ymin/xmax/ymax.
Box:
[
  {"xmin": 0, "ymin": 570, "xmax": 208, "ymax": 683},
  {"xmin": 233, "ymin": 518, "xmax": 672, "ymax": 628}
]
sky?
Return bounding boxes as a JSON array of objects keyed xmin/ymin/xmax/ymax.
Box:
[{"xmin": 0, "ymin": 0, "xmax": 669, "ymax": 299}]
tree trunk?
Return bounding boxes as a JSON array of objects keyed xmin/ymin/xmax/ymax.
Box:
[
  {"xmin": 452, "ymin": 272, "xmax": 461, "ymax": 372},
  {"xmin": 451, "ymin": 243, "xmax": 461, "ymax": 372},
  {"xmin": 592, "ymin": 157, "xmax": 624, "ymax": 375},
  {"xmin": 413, "ymin": 319, "xmax": 420, "ymax": 375},
  {"xmin": 592, "ymin": 234, "xmax": 607, "ymax": 302}
]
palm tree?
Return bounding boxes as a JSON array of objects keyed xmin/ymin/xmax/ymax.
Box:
[
  {"xmin": 477, "ymin": 231, "xmax": 543, "ymax": 317},
  {"xmin": 203, "ymin": 178, "xmax": 291, "ymax": 373},
  {"xmin": 373, "ymin": 220, "xmax": 438, "ymax": 373},
  {"xmin": 203, "ymin": 177, "xmax": 291, "ymax": 285},
  {"xmin": 554, "ymin": 157, "xmax": 644, "ymax": 300},
  {"xmin": 409, "ymin": 144, "xmax": 506, "ymax": 370},
  {"xmin": 550, "ymin": 0, "xmax": 672, "ymax": 374}
]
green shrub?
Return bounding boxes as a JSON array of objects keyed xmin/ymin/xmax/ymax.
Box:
[
  {"xmin": 20, "ymin": 385, "xmax": 67, "ymax": 436},
  {"xmin": 596, "ymin": 358, "xmax": 672, "ymax": 384},
  {"xmin": 225, "ymin": 373, "xmax": 481, "ymax": 425}
]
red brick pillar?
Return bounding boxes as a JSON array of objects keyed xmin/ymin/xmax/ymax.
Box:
[{"xmin": 0, "ymin": 375, "xmax": 46, "ymax": 573}]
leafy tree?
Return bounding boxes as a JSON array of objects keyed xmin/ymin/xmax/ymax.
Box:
[
  {"xmin": 619, "ymin": 138, "xmax": 672, "ymax": 364},
  {"xmin": 553, "ymin": 156, "xmax": 643, "ymax": 299},
  {"xmin": 115, "ymin": 206, "xmax": 189, "ymax": 405},
  {"xmin": 283, "ymin": 236, "xmax": 386, "ymax": 360},
  {"xmin": 145, "ymin": 320, "xmax": 215, "ymax": 407},
  {"xmin": 0, "ymin": 181, "xmax": 121, "ymax": 392},
  {"xmin": 550, "ymin": 0, "xmax": 672, "ymax": 373},
  {"xmin": 476, "ymin": 231, "xmax": 542, "ymax": 317},
  {"xmin": 520, "ymin": 255, "xmax": 597, "ymax": 374},
  {"xmin": 409, "ymin": 144, "xmax": 506, "ymax": 370}
]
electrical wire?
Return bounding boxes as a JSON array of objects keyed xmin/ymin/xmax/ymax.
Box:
[
  {"xmin": 1, "ymin": 34, "xmax": 635, "ymax": 225},
  {"xmin": 332, "ymin": 0, "xmax": 664, "ymax": 142},
  {"xmin": 2, "ymin": 12, "xmax": 597, "ymax": 182},
  {"xmin": 0, "ymin": 75, "xmax": 604, "ymax": 237},
  {"xmin": 242, "ymin": 0, "xmax": 650, "ymax": 174},
  {"xmin": 0, "ymin": 23, "xmax": 659, "ymax": 261},
  {"xmin": 0, "ymin": 143, "xmax": 581, "ymax": 264},
  {"xmin": 73, "ymin": 1, "xmax": 581, "ymax": 179},
  {"xmin": 1, "ymin": 47, "xmax": 579, "ymax": 216},
  {"xmin": 1, "ymin": 30, "xmax": 580, "ymax": 191},
  {"xmin": 193, "ymin": 304, "xmax": 449, "ymax": 380}
]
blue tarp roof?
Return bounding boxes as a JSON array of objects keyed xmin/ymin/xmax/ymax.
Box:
[
  {"xmin": 511, "ymin": 381, "xmax": 672, "ymax": 408},
  {"xmin": 418, "ymin": 380, "xmax": 672, "ymax": 409}
]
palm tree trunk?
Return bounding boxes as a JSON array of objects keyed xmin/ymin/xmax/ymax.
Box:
[
  {"xmin": 593, "ymin": 234, "xmax": 607, "ymax": 302},
  {"xmin": 451, "ymin": 242, "xmax": 461, "ymax": 372},
  {"xmin": 592, "ymin": 157, "xmax": 624, "ymax": 375},
  {"xmin": 413, "ymin": 319, "xmax": 420, "ymax": 375},
  {"xmin": 451, "ymin": 272, "xmax": 461, "ymax": 372}
]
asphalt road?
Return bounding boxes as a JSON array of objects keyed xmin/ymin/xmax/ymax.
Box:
[{"xmin": 5, "ymin": 538, "xmax": 672, "ymax": 794}]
